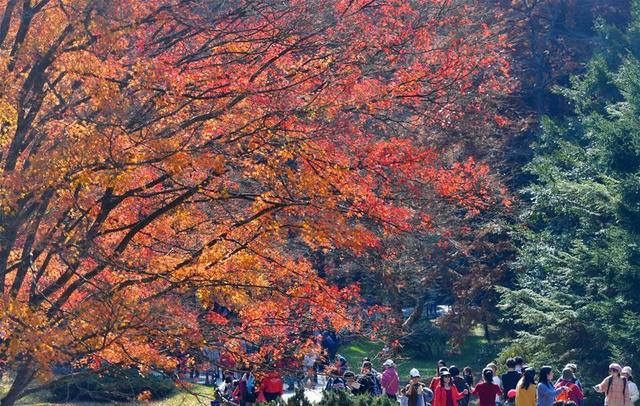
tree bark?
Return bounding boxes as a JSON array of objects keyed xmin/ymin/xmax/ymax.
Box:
[
  {"xmin": 402, "ymin": 296, "xmax": 426, "ymax": 329},
  {"xmin": 0, "ymin": 362, "xmax": 35, "ymax": 406},
  {"xmin": 482, "ymin": 315, "xmax": 491, "ymax": 343}
]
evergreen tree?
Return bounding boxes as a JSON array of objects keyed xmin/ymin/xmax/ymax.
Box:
[{"xmin": 499, "ymin": 0, "xmax": 640, "ymax": 389}]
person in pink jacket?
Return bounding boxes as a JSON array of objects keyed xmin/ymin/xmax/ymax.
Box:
[{"xmin": 381, "ymin": 359, "xmax": 400, "ymax": 400}]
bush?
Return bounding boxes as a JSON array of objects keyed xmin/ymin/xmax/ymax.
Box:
[
  {"xmin": 401, "ymin": 319, "xmax": 450, "ymax": 359},
  {"xmin": 48, "ymin": 367, "xmax": 176, "ymax": 402}
]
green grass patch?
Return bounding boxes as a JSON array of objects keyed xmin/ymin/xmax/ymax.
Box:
[
  {"xmin": 340, "ymin": 331, "xmax": 501, "ymax": 381},
  {"xmin": 147, "ymin": 384, "xmax": 216, "ymax": 406}
]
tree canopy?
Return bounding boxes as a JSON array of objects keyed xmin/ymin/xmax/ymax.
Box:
[
  {"xmin": 499, "ymin": 0, "xmax": 640, "ymax": 385},
  {"xmin": 0, "ymin": 0, "xmax": 511, "ymax": 404}
]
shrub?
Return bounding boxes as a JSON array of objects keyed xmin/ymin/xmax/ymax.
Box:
[
  {"xmin": 401, "ymin": 319, "xmax": 450, "ymax": 359},
  {"xmin": 48, "ymin": 367, "xmax": 176, "ymax": 402}
]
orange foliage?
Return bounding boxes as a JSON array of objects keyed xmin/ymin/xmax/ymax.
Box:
[{"xmin": 0, "ymin": 0, "xmax": 510, "ymax": 402}]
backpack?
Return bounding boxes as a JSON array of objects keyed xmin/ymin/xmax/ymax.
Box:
[
  {"xmin": 606, "ymin": 376, "xmax": 628, "ymax": 400},
  {"xmin": 373, "ymin": 374, "xmax": 383, "ymax": 396},
  {"xmin": 556, "ymin": 383, "xmax": 574, "ymax": 402},
  {"xmin": 423, "ymin": 387, "xmax": 434, "ymax": 405}
]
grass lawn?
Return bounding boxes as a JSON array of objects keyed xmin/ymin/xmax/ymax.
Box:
[
  {"xmin": 340, "ymin": 328, "xmax": 502, "ymax": 381},
  {"xmin": 146, "ymin": 384, "xmax": 216, "ymax": 406},
  {"xmin": 1, "ymin": 382, "xmax": 216, "ymax": 406}
]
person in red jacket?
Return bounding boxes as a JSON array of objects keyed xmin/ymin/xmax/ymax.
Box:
[
  {"xmin": 430, "ymin": 361, "xmax": 448, "ymax": 391},
  {"xmin": 434, "ymin": 371, "xmax": 469, "ymax": 406},
  {"xmin": 554, "ymin": 368, "xmax": 584, "ymax": 404},
  {"xmin": 261, "ymin": 370, "xmax": 284, "ymax": 402},
  {"xmin": 431, "ymin": 366, "xmax": 449, "ymax": 391}
]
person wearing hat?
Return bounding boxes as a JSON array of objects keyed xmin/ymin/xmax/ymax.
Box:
[
  {"xmin": 431, "ymin": 367, "xmax": 450, "ymax": 391},
  {"xmin": 622, "ymin": 367, "xmax": 639, "ymax": 404},
  {"xmin": 343, "ymin": 370, "xmax": 357, "ymax": 394},
  {"xmin": 564, "ymin": 364, "xmax": 584, "ymax": 406},
  {"xmin": 433, "ymin": 370, "xmax": 469, "ymax": 406},
  {"xmin": 403, "ymin": 368, "xmax": 434, "ymax": 406},
  {"xmin": 381, "ymin": 359, "xmax": 400, "ymax": 400},
  {"xmin": 594, "ymin": 363, "xmax": 632, "ymax": 406},
  {"xmin": 430, "ymin": 362, "xmax": 448, "ymax": 391},
  {"xmin": 555, "ymin": 364, "xmax": 582, "ymax": 389},
  {"xmin": 554, "ymin": 368, "xmax": 584, "ymax": 404}
]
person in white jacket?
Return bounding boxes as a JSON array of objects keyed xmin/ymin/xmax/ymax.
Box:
[{"xmin": 622, "ymin": 366, "xmax": 640, "ymax": 405}]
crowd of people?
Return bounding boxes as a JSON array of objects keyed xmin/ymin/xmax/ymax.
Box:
[
  {"xmin": 206, "ymin": 352, "xmax": 639, "ymax": 406},
  {"xmin": 380, "ymin": 358, "xmax": 639, "ymax": 406}
]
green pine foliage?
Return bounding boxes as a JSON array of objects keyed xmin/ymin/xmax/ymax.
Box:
[
  {"xmin": 285, "ymin": 389, "xmax": 314, "ymax": 406},
  {"xmin": 499, "ymin": 0, "xmax": 640, "ymax": 391},
  {"xmin": 284, "ymin": 390, "xmax": 395, "ymax": 406}
]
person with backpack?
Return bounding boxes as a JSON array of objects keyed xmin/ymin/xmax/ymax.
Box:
[
  {"xmin": 555, "ymin": 368, "xmax": 584, "ymax": 405},
  {"xmin": 554, "ymin": 364, "xmax": 583, "ymax": 406},
  {"xmin": 473, "ymin": 368, "xmax": 503, "ymax": 406},
  {"xmin": 450, "ymin": 366, "xmax": 471, "ymax": 406},
  {"xmin": 516, "ymin": 368, "xmax": 537, "ymax": 406},
  {"xmin": 537, "ymin": 366, "xmax": 570, "ymax": 406},
  {"xmin": 433, "ymin": 371, "xmax": 469, "ymax": 406},
  {"xmin": 502, "ymin": 359, "xmax": 523, "ymax": 404},
  {"xmin": 554, "ymin": 364, "xmax": 581, "ymax": 387},
  {"xmin": 622, "ymin": 367, "xmax": 639, "ymax": 405},
  {"xmin": 381, "ymin": 359, "xmax": 400, "ymax": 400},
  {"xmin": 403, "ymin": 369, "xmax": 434, "ymax": 406},
  {"xmin": 594, "ymin": 363, "xmax": 632, "ymax": 406}
]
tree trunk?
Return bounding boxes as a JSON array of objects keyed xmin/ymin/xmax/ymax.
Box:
[
  {"xmin": 482, "ymin": 315, "xmax": 491, "ymax": 343},
  {"xmin": 402, "ymin": 296, "xmax": 426, "ymax": 329},
  {"xmin": 1, "ymin": 363, "xmax": 35, "ymax": 406}
]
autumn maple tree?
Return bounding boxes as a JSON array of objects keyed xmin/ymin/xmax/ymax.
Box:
[{"xmin": 0, "ymin": 0, "xmax": 510, "ymax": 403}]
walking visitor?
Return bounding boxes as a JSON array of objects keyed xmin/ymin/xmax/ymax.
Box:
[
  {"xmin": 594, "ymin": 363, "xmax": 632, "ymax": 406},
  {"xmin": 433, "ymin": 371, "xmax": 469, "ymax": 406},
  {"xmin": 516, "ymin": 368, "xmax": 537, "ymax": 406},
  {"xmin": 537, "ymin": 366, "xmax": 569, "ymax": 406},
  {"xmin": 381, "ymin": 359, "xmax": 400, "ymax": 400},
  {"xmin": 473, "ymin": 368, "xmax": 503, "ymax": 406}
]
